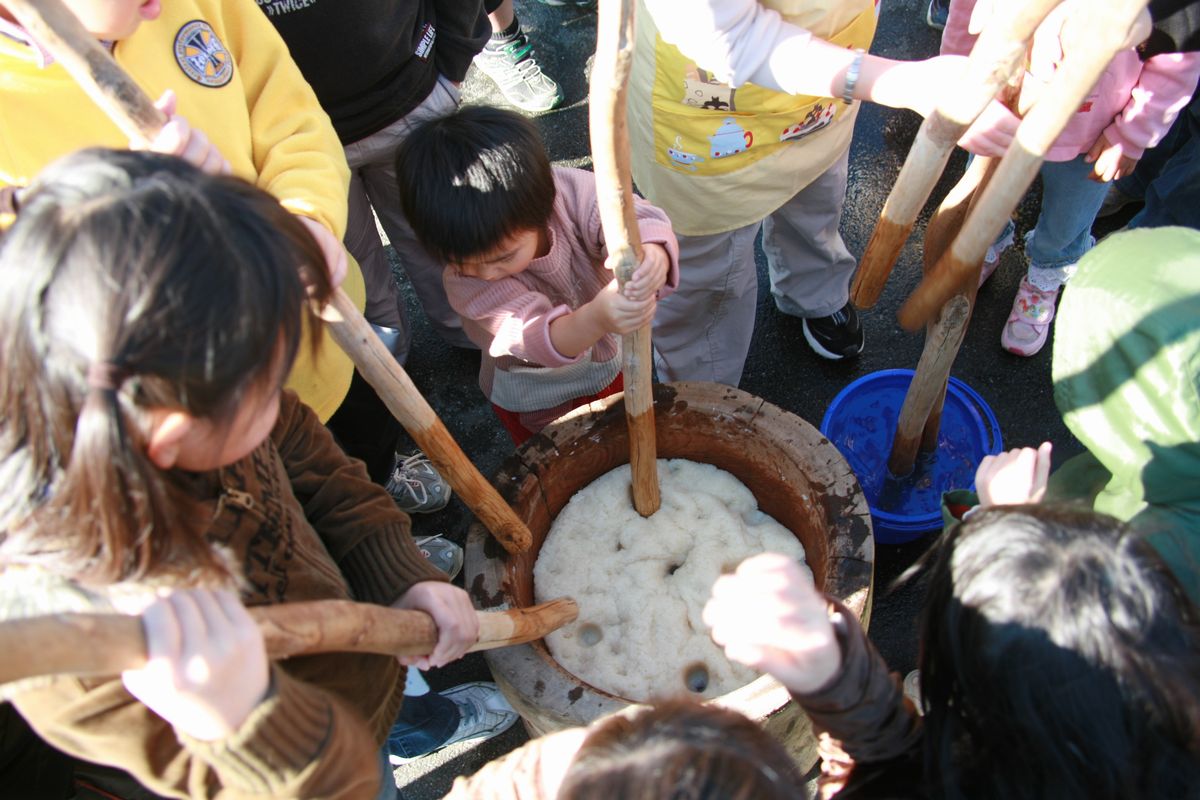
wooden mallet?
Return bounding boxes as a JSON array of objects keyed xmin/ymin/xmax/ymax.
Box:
[
  {"xmin": 0, "ymin": 598, "xmax": 578, "ymax": 689},
  {"xmin": 849, "ymin": 0, "xmax": 1062, "ymax": 310},
  {"xmin": 898, "ymin": 0, "xmax": 1152, "ymax": 330},
  {"xmin": 1, "ymin": 0, "xmax": 532, "ymax": 554},
  {"xmin": 590, "ymin": 0, "xmax": 661, "ymax": 517}
]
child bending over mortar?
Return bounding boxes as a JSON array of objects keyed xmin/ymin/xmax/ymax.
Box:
[{"xmin": 395, "ymin": 106, "xmax": 680, "ymax": 445}]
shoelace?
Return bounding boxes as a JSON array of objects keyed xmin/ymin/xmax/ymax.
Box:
[
  {"xmin": 392, "ymin": 454, "xmax": 436, "ymax": 503},
  {"xmin": 501, "ymin": 34, "xmax": 535, "ymax": 63},
  {"xmin": 454, "ymin": 695, "xmax": 492, "ymax": 733},
  {"xmin": 497, "ymin": 36, "xmax": 549, "ymax": 81}
]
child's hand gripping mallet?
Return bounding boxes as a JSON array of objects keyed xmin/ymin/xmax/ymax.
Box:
[
  {"xmin": 590, "ymin": 0, "xmax": 660, "ymax": 517},
  {"xmin": 0, "ymin": 0, "xmax": 533, "ymax": 554},
  {"xmin": 849, "ymin": 0, "xmax": 1062, "ymax": 310},
  {"xmin": 0, "ymin": 598, "xmax": 578, "ymax": 689}
]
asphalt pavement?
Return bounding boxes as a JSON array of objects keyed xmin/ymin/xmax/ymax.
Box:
[{"xmin": 387, "ymin": 1, "xmax": 1129, "ymax": 795}]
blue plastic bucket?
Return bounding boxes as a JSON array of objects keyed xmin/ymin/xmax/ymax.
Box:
[{"xmin": 820, "ymin": 369, "xmax": 1003, "ymax": 544}]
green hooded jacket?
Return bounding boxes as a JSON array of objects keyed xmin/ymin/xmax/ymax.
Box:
[{"xmin": 1051, "ymin": 226, "xmax": 1200, "ymax": 605}]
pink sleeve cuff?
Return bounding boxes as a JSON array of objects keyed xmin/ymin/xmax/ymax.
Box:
[
  {"xmin": 519, "ymin": 303, "xmax": 584, "ymax": 366},
  {"xmin": 1108, "ymin": 52, "xmax": 1200, "ymax": 158},
  {"xmin": 637, "ymin": 217, "xmax": 681, "ymax": 300}
]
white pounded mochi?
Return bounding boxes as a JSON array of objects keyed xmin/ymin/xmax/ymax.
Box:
[{"xmin": 533, "ymin": 458, "xmax": 810, "ymax": 702}]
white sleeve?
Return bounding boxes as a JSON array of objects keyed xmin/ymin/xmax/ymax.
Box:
[{"xmin": 641, "ymin": 0, "xmax": 816, "ymax": 94}]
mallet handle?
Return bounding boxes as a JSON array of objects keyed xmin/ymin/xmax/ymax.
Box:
[
  {"xmin": 899, "ymin": 0, "xmax": 1152, "ymax": 329},
  {"xmin": 591, "ymin": 0, "xmax": 660, "ymax": 517},
  {"xmin": 0, "ymin": 598, "xmax": 578, "ymax": 688},
  {"xmin": 850, "ymin": 0, "xmax": 1062, "ymax": 309}
]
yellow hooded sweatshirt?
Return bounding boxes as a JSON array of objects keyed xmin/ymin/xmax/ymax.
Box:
[{"xmin": 0, "ymin": 0, "xmax": 362, "ymax": 421}]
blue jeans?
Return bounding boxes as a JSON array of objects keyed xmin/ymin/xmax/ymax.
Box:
[
  {"xmin": 987, "ymin": 154, "xmax": 1110, "ymax": 290},
  {"xmin": 386, "ymin": 691, "xmax": 461, "ymax": 759},
  {"xmin": 1023, "ymin": 154, "xmax": 1112, "ymax": 285}
]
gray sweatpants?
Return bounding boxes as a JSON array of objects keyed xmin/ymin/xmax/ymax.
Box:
[
  {"xmin": 652, "ymin": 147, "xmax": 857, "ymax": 387},
  {"xmin": 342, "ymin": 75, "xmax": 475, "ymax": 357}
]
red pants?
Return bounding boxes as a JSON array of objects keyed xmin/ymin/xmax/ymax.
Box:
[{"xmin": 492, "ymin": 373, "xmax": 625, "ymax": 446}]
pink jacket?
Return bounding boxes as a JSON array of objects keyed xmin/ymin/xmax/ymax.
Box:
[{"xmin": 942, "ymin": 0, "xmax": 1200, "ymax": 161}]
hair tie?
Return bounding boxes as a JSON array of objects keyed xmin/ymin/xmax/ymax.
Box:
[{"xmin": 87, "ymin": 361, "xmax": 129, "ymax": 392}]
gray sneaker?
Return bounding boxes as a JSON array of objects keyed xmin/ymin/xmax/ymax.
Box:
[
  {"xmin": 389, "ymin": 682, "xmax": 518, "ymax": 765},
  {"xmin": 473, "ymin": 29, "xmax": 563, "ymax": 113},
  {"xmin": 415, "ymin": 535, "xmax": 463, "ymax": 580},
  {"xmin": 386, "ymin": 452, "xmax": 452, "ymax": 514}
]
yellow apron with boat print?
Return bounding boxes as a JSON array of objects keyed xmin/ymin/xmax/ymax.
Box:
[{"xmin": 629, "ymin": 0, "xmax": 878, "ymax": 236}]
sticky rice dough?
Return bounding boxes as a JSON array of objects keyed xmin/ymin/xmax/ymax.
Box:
[{"xmin": 534, "ymin": 459, "xmax": 810, "ymax": 701}]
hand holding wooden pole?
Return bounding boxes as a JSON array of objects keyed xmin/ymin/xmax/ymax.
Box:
[
  {"xmin": 849, "ymin": 0, "xmax": 1062, "ymax": 309},
  {"xmin": 590, "ymin": 0, "xmax": 660, "ymax": 517},
  {"xmin": 0, "ymin": 598, "xmax": 578, "ymax": 689},
  {"xmin": 2, "ymin": 0, "xmax": 532, "ymax": 554}
]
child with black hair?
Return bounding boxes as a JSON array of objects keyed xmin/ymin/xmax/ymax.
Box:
[
  {"xmin": 704, "ymin": 505, "xmax": 1200, "ymax": 799},
  {"xmin": 395, "ymin": 105, "xmax": 680, "ymax": 444},
  {"xmin": 0, "ymin": 149, "xmax": 477, "ymax": 800}
]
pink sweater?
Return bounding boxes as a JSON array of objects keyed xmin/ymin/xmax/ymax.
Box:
[
  {"xmin": 942, "ymin": 0, "xmax": 1200, "ymax": 161},
  {"xmin": 444, "ymin": 167, "xmax": 680, "ymax": 431}
]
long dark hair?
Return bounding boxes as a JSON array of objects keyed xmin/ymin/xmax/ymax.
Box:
[
  {"xmin": 918, "ymin": 505, "xmax": 1200, "ymax": 799},
  {"xmin": 558, "ymin": 697, "xmax": 809, "ymax": 799},
  {"xmin": 0, "ymin": 149, "xmax": 332, "ymax": 585}
]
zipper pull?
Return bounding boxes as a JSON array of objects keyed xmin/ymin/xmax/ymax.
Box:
[{"xmin": 221, "ymin": 487, "xmax": 255, "ymax": 511}]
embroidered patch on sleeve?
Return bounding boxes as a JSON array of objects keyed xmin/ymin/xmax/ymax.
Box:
[{"xmin": 174, "ymin": 20, "xmax": 234, "ymax": 87}]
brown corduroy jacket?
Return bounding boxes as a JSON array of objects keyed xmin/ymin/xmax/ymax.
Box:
[{"xmin": 2, "ymin": 389, "xmax": 447, "ymax": 799}]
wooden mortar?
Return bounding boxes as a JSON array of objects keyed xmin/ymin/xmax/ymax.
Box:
[{"xmin": 464, "ymin": 382, "xmax": 874, "ymax": 770}]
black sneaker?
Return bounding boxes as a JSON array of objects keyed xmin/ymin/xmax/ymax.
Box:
[
  {"xmin": 926, "ymin": 0, "xmax": 950, "ymax": 30},
  {"xmin": 802, "ymin": 302, "xmax": 865, "ymax": 360},
  {"xmin": 473, "ymin": 29, "xmax": 563, "ymax": 113}
]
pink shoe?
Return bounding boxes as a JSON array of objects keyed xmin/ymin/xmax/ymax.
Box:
[
  {"xmin": 978, "ymin": 227, "xmax": 1015, "ymax": 288},
  {"xmin": 1001, "ymin": 278, "xmax": 1059, "ymax": 356}
]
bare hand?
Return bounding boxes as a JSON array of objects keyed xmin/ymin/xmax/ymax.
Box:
[
  {"xmin": 975, "ymin": 441, "xmax": 1053, "ymax": 507},
  {"xmin": 703, "ymin": 553, "xmax": 840, "ymax": 695},
  {"xmin": 958, "ymin": 98, "xmax": 1019, "ymax": 157},
  {"xmin": 591, "ymin": 278, "xmax": 656, "ymax": 335},
  {"xmin": 140, "ymin": 91, "xmax": 231, "ymax": 176},
  {"xmin": 1085, "ymin": 134, "xmax": 1139, "ymax": 183},
  {"xmin": 622, "ymin": 243, "xmax": 671, "ymax": 302},
  {"xmin": 889, "ymin": 57, "xmax": 1017, "ymax": 157},
  {"xmin": 393, "ymin": 582, "xmax": 478, "ymax": 670},
  {"xmin": 121, "ymin": 589, "xmax": 269, "ymax": 741},
  {"xmin": 298, "ymin": 216, "xmax": 349, "ymax": 288}
]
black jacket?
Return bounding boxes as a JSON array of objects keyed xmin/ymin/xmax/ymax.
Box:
[{"xmin": 259, "ymin": 0, "xmax": 488, "ymax": 143}]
